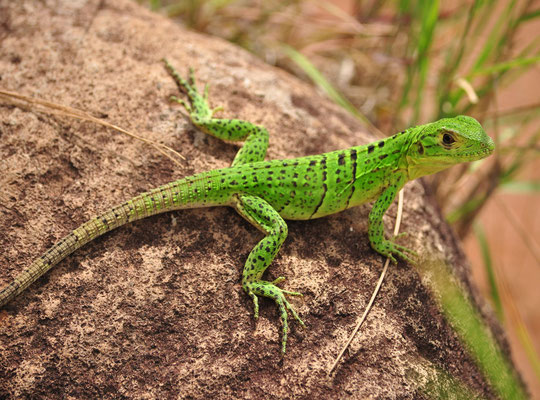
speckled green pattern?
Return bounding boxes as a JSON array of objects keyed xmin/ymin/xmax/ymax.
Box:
[{"xmin": 0, "ymin": 61, "xmax": 495, "ymax": 354}]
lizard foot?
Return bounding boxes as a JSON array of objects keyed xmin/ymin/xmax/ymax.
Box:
[
  {"xmin": 245, "ymin": 280, "xmax": 305, "ymax": 354},
  {"xmin": 372, "ymin": 237, "xmax": 418, "ymax": 264},
  {"xmin": 163, "ymin": 59, "xmax": 217, "ymax": 119}
]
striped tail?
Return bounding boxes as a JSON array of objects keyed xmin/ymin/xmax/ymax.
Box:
[{"xmin": 0, "ymin": 171, "xmax": 225, "ymax": 307}]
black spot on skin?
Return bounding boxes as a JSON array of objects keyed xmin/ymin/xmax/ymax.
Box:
[
  {"xmin": 378, "ymin": 141, "xmax": 385, "ymax": 148},
  {"xmin": 338, "ymin": 153, "xmax": 346, "ymax": 165},
  {"xmin": 379, "ymin": 154, "xmax": 388, "ymax": 160},
  {"xmin": 309, "ymin": 160, "xmax": 317, "ymax": 166},
  {"xmin": 368, "ymin": 145, "xmax": 375, "ymax": 154}
]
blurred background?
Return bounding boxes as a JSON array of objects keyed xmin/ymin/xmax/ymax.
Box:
[{"xmin": 139, "ymin": 0, "xmax": 539, "ymax": 396}]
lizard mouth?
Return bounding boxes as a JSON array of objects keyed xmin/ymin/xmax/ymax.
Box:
[
  {"xmin": 457, "ymin": 146, "xmax": 494, "ymax": 159},
  {"xmin": 426, "ymin": 146, "xmax": 494, "ymax": 165},
  {"xmin": 432, "ymin": 146, "xmax": 494, "ymax": 160}
]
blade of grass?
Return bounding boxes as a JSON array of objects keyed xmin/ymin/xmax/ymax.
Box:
[
  {"xmin": 494, "ymin": 197, "xmax": 540, "ymax": 265},
  {"xmin": 518, "ymin": 8, "xmax": 540, "ymax": 22},
  {"xmin": 471, "ymin": 0, "xmax": 518, "ymax": 72},
  {"xmin": 396, "ymin": 0, "xmax": 439, "ymax": 124},
  {"xmin": 457, "ymin": 34, "xmax": 540, "ymax": 115},
  {"xmin": 447, "ymin": 1, "xmax": 534, "ymax": 112},
  {"xmin": 467, "ymin": 55, "xmax": 540, "ymax": 77},
  {"xmin": 501, "ymin": 180, "xmax": 540, "ymax": 192},
  {"xmin": 499, "ymin": 130, "xmax": 540, "ymax": 184},
  {"xmin": 0, "ymin": 89, "xmax": 185, "ymax": 165},
  {"xmin": 328, "ymin": 189, "xmax": 405, "ymax": 374},
  {"xmin": 483, "ymin": 101, "xmax": 540, "ymax": 120},
  {"xmin": 435, "ymin": 0, "xmax": 480, "ymax": 118},
  {"xmin": 282, "ymin": 44, "xmax": 383, "ymax": 136},
  {"xmin": 446, "ymin": 195, "xmax": 485, "ymax": 224},
  {"xmin": 410, "ymin": 0, "xmax": 439, "ymax": 123},
  {"xmin": 473, "ymin": 223, "xmax": 503, "ymax": 321},
  {"xmin": 396, "ymin": 2, "xmax": 418, "ymax": 117}
]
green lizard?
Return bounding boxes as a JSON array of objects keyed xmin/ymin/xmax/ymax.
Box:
[{"xmin": 0, "ymin": 60, "xmax": 494, "ymax": 353}]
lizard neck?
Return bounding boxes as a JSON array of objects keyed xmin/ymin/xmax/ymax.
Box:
[{"xmin": 402, "ymin": 125, "xmax": 447, "ymax": 181}]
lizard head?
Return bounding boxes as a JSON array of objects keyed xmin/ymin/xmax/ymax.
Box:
[{"xmin": 405, "ymin": 115, "xmax": 494, "ymax": 180}]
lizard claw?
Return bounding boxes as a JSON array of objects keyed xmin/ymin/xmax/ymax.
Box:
[{"xmin": 372, "ymin": 237, "xmax": 418, "ymax": 264}]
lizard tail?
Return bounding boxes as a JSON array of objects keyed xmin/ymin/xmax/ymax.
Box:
[{"xmin": 0, "ymin": 171, "xmax": 228, "ymax": 308}]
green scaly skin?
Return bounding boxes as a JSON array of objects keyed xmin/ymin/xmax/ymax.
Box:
[{"xmin": 0, "ymin": 60, "xmax": 495, "ymax": 353}]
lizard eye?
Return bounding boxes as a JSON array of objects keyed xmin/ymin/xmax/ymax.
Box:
[{"xmin": 442, "ymin": 132, "xmax": 456, "ymax": 146}]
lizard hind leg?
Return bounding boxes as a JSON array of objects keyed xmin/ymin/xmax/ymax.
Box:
[
  {"xmin": 234, "ymin": 194, "xmax": 305, "ymax": 354},
  {"xmin": 163, "ymin": 59, "xmax": 269, "ymax": 165}
]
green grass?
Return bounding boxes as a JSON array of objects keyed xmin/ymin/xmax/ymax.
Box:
[
  {"xmin": 474, "ymin": 223, "xmax": 503, "ymax": 321},
  {"xmin": 417, "ymin": 258, "xmax": 528, "ymax": 400}
]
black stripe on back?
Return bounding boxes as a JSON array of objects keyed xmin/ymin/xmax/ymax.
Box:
[
  {"xmin": 309, "ymin": 155, "xmax": 327, "ymax": 218},
  {"xmin": 345, "ymin": 148, "xmax": 358, "ymax": 208}
]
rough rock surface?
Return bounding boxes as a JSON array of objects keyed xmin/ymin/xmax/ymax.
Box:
[{"xmin": 0, "ymin": 1, "xmax": 519, "ymax": 399}]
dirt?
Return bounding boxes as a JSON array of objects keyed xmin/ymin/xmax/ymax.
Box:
[{"xmin": 0, "ymin": 1, "xmax": 525, "ymax": 398}]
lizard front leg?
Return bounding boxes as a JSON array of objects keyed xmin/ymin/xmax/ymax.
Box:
[
  {"xmin": 368, "ymin": 173, "xmax": 417, "ymax": 263},
  {"xmin": 234, "ymin": 194, "xmax": 304, "ymax": 354}
]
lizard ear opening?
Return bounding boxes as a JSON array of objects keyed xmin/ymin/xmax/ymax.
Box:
[{"xmin": 417, "ymin": 142, "xmax": 424, "ymax": 155}]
